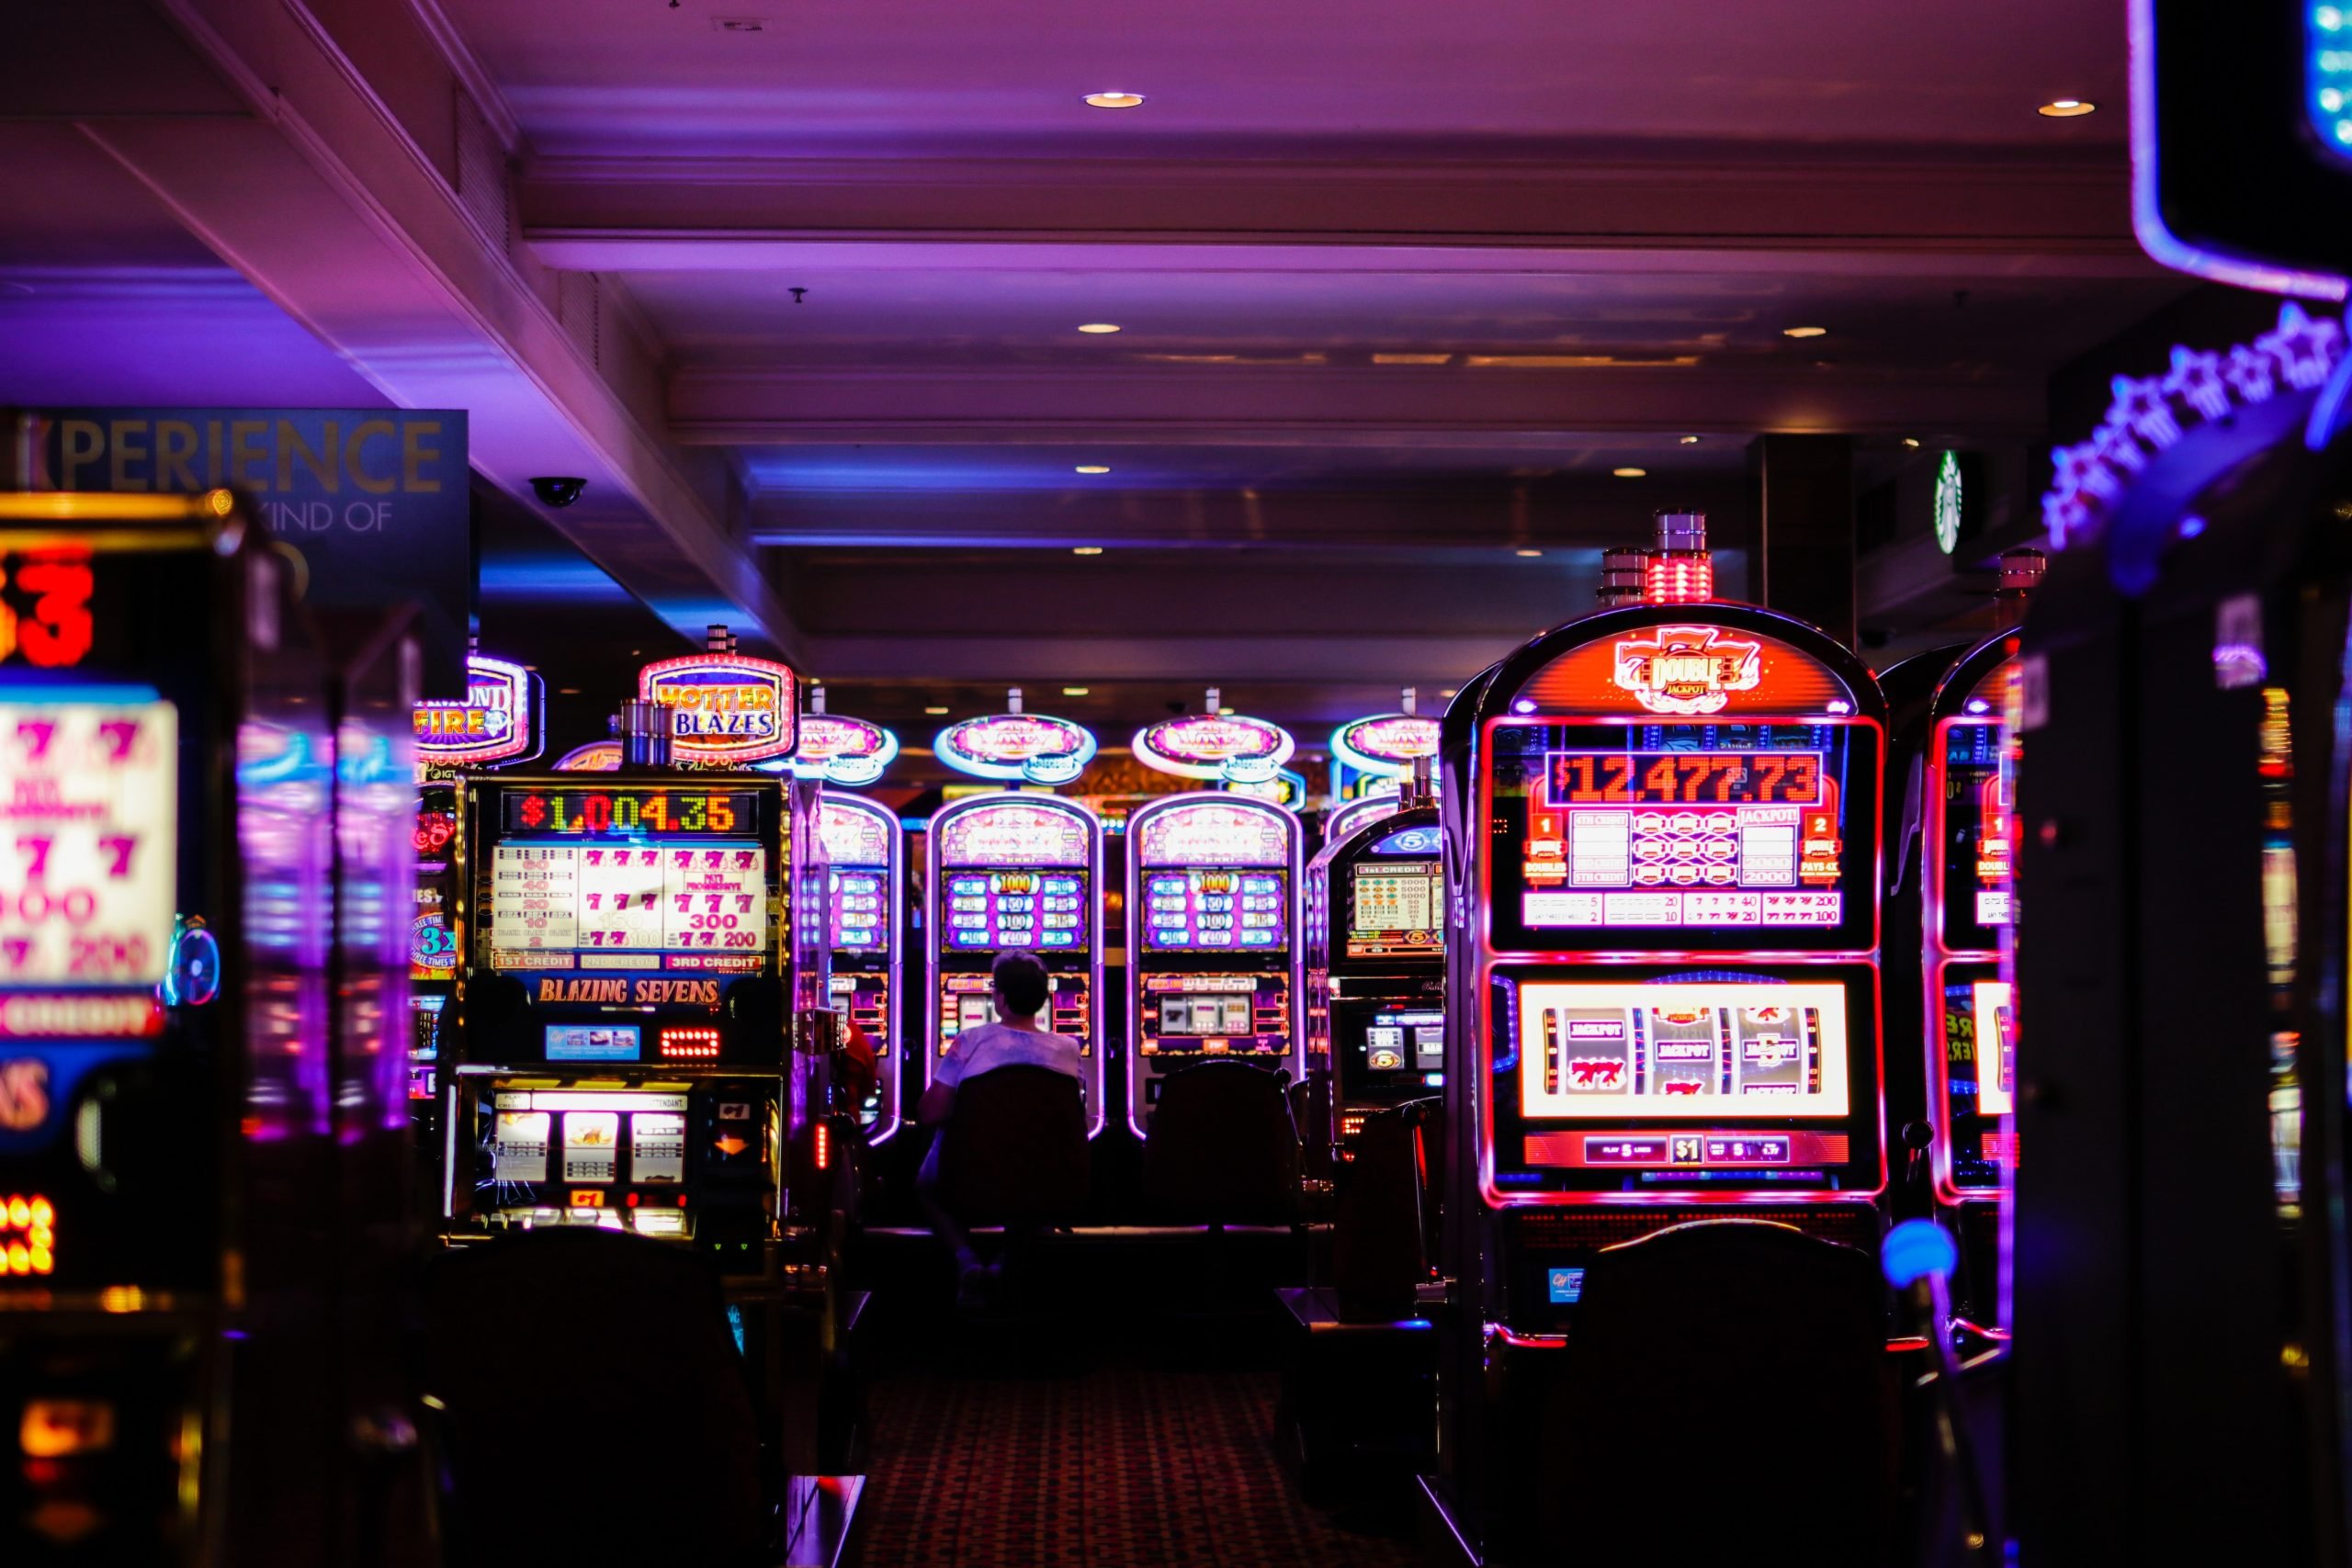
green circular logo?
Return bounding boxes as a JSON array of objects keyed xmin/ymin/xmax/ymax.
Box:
[{"xmin": 1934, "ymin": 449, "xmax": 1965, "ymax": 555}]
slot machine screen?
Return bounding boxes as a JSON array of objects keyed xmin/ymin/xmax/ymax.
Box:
[
  {"xmin": 1138, "ymin": 868, "xmax": 1287, "ymax": 952},
  {"xmin": 1347, "ymin": 860, "xmax": 1441, "ymax": 959},
  {"xmin": 1484, "ymin": 720, "xmax": 1878, "ymax": 953},
  {"xmin": 1936, "ymin": 718, "xmax": 2013, "ymax": 952},
  {"xmin": 820, "ymin": 802, "xmax": 892, "ymax": 954},
  {"xmin": 1485, "ymin": 967, "xmax": 1882, "ymax": 1199},
  {"xmin": 481, "ymin": 786, "xmax": 773, "ymax": 974}
]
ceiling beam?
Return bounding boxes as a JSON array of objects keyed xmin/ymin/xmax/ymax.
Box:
[
  {"xmin": 88, "ymin": 0, "xmax": 802, "ymax": 657},
  {"xmin": 802, "ymin": 632, "xmax": 1528, "ymax": 686},
  {"xmin": 674, "ymin": 363, "xmax": 2047, "ymax": 443},
  {"xmin": 520, "ymin": 154, "xmax": 2157, "ymax": 278}
]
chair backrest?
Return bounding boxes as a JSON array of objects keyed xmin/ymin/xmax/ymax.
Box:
[
  {"xmin": 423, "ymin": 1229, "xmax": 768, "ymax": 1566},
  {"xmin": 938, "ymin": 1064, "xmax": 1089, "ymax": 1227},
  {"xmin": 1331, "ymin": 1105, "xmax": 1425, "ymax": 1319},
  {"xmin": 1141, "ymin": 1059, "xmax": 1303, "ymax": 1224},
  {"xmin": 1542, "ymin": 1220, "xmax": 1896, "ymax": 1568}
]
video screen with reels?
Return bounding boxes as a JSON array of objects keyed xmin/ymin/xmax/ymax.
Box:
[{"xmin": 1484, "ymin": 719, "xmax": 1879, "ymax": 953}]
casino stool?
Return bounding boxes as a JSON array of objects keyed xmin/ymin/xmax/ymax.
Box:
[
  {"xmin": 422, "ymin": 1228, "xmax": 773, "ymax": 1567},
  {"xmin": 1141, "ymin": 1059, "xmax": 1305, "ymax": 1228},
  {"xmin": 1537, "ymin": 1219, "xmax": 1897, "ymax": 1568}
]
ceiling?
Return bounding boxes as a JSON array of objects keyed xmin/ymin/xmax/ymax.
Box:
[{"xmin": 1, "ymin": 0, "xmax": 2195, "ymax": 745}]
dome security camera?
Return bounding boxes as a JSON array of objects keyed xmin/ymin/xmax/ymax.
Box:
[{"xmin": 530, "ymin": 477, "xmax": 587, "ymax": 508}]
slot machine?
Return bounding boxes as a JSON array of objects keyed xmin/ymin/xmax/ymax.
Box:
[
  {"xmin": 1125, "ymin": 794, "xmax": 1304, "ymax": 1135},
  {"xmin": 1305, "ymin": 790, "xmax": 1444, "ymax": 1155},
  {"xmin": 442, "ymin": 771, "xmax": 827, "ymax": 1269},
  {"xmin": 0, "ymin": 491, "xmax": 423, "ymax": 1563},
  {"xmin": 1321, "ymin": 787, "xmax": 1402, "ymax": 848},
  {"xmin": 820, "ymin": 794, "xmax": 903, "ymax": 1140},
  {"xmin": 1425, "ymin": 601, "xmax": 1889, "ymax": 1563},
  {"xmin": 924, "ymin": 794, "xmax": 1105, "ymax": 1135},
  {"xmin": 409, "ymin": 649, "xmax": 544, "ymax": 1203},
  {"xmin": 1916, "ymin": 633, "xmax": 2022, "ymax": 1328}
]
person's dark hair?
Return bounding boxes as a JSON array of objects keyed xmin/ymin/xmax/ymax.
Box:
[{"xmin": 991, "ymin": 949, "xmax": 1050, "ymax": 1019}]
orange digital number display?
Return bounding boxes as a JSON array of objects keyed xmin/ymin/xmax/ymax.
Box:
[
  {"xmin": 1545, "ymin": 750, "xmax": 1822, "ymax": 807},
  {"xmin": 0, "ymin": 550, "xmax": 95, "ymax": 671}
]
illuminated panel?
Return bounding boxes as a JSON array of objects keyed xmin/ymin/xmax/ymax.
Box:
[
  {"xmin": 1332, "ymin": 713, "xmax": 1441, "ymax": 780},
  {"xmin": 0, "ymin": 1192, "xmax": 55, "ymax": 1276},
  {"xmin": 413, "ymin": 653, "xmax": 542, "ymax": 772},
  {"xmin": 820, "ymin": 801, "xmax": 894, "ymax": 953},
  {"xmin": 1135, "ymin": 799, "xmax": 1291, "ymax": 867},
  {"xmin": 1132, "ymin": 714, "xmax": 1295, "ymax": 784},
  {"xmin": 552, "ymin": 740, "xmax": 622, "ymax": 773},
  {"xmin": 1516, "ymin": 979, "xmax": 1852, "ymax": 1121},
  {"xmin": 1347, "ymin": 861, "xmax": 1441, "ymax": 958},
  {"xmin": 1139, "ymin": 868, "xmax": 1286, "ymax": 952},
  {"xmin": 488, "ymin": 843, "xmax": 765, "ymax": 964},
  {"xmin": 0, "ymin": 691, "xmax": 176, "ymax": 999},
  {"xmin": 1643, "ymin": 553, "xmax": 1714, "ymax": 604},
  {"xmin": 1487, "ymin": 720, "xmax": 1873, "ymax": 950},
  {"xmin": 940, "ymin": 869, "xmax": 1088, "ymax": 952},
  {"xmin": 2315, "ymin": 5, "xmax": 2352, "ymax": 161},
  {"xmin": 637, "ymin": 653, "xmax": 796, "ymax": 765},
  {"xmin": 936, "ymin": 801, "xmax": 1090, "ymax": 866},
  {"xmin": 775, "ymin": 712, "xmax": 899, "ymax": 786},
  {"xmin": 934, "ymin": 713, "xmax": 1097, "ymax": 784},
  {"xmin": 1513, "ymin": 622, "xmax": 1856, "ymax": 717}
]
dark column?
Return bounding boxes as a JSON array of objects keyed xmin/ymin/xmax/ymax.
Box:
[{"xmin": 1748, "ymin": 434, "xmax": 1857, "ymax": 647}]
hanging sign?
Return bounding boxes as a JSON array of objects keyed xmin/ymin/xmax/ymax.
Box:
[
  {"xmin": 1132, "ymin": 713, "xmax": 1295, "ymax": 784},
  {"xmin": 768, "ymin": 712, "xmax": 899, "ymax": 786},
  {"xmin": 413, "ymin": 654, "xmax": 543, "ymax": 777},
  {"xmin": 934, "ymin": 712, "xmax": 1098, "ymax": 786},
  {"xmin": 1331, "ymin": 713, "xmax": 1441, "ymax": 781},
  {"xmin": 551, "ymin": 740, "xmax": 621, "ymax": 773},
  {"xmin": 637, "ymin": 653, "xmax": 797, "ymax": 765}
]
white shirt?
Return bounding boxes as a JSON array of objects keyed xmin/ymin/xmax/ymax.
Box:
[{"xmin": 935, "ymin": 1021, "xmax": 1084, "ymax": 1089}]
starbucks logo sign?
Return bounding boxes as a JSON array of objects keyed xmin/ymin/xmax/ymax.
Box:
[{"xmin": 1934, "ymin": 449, "xmax": 1965, "ymax": 555}]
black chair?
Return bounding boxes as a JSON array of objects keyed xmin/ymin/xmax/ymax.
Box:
[
  {"xmin": 1141, "ymin": 1059, "xmax": 1304, "ymax": 1225},
  {"xmin": 1539, "ymin": 1219, "xmax": 1898, "ymax": 1568},
  {"xmin": 936, "ymin": 1063, "xmax": 1090, "ymax": 1229},
  {"xmin": 422, "ymin": 1228, "xmax": 770, "ymax": 1567}
]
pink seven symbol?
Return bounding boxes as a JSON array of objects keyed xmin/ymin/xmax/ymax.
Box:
[
  {"xmin": 15, "ymin": 719, "xmax": 52, "ymax": 761},
  {"xmin": 97, "ymin": 720, "xmax": 139, "ymax": 761}
]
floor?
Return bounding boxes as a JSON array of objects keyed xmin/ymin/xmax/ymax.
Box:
[{"xmin": 859, "ymin": 1349, "xmax": 1420, "ymax": 1568}]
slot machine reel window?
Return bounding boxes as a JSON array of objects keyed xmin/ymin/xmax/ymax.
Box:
[
  {"xmin": 1484, "ymin": 720, "xmax": 1879, "ymax": 954},
  {"xmin": 482, "ymin": 786, "xmax": 773, "ymax": 972},
  {"xmin": 1935, "ymin": 717, "xmax": 2013, "ymax": 953}
]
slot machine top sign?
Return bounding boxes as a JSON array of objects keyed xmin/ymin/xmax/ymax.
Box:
[
  {"xmin": 637, "ymin": 653, "xmax": 796, "ymax": 766},
  {"xmin": 770, "ymin": 713, "xmax": 899, "ymax": 787},
  {"xmin": 1513, "ymin": 622, "xmax": 1859, "ymax": 719},
  {"xmin": 1332, "ymin": 714, "xmax": 1441, "ymax": 780},
  {"xmin": 1132, "ymin": 714, "xmax": 1296, "ymax": 784},
  {"xmin": 413, "ymin": 653, "xmax": 543, "ymax": 776},
  {"xmin": 936, "ymin": 799, "xmax": 1091, "ymax": 866},
  {"xmin": 934, "ymin": 712, "xmax": 1098, "ymax": 785}
]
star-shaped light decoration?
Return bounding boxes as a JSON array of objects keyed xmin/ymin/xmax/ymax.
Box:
[
  {"xmin": 2162, "ymin": 345, "xmax": 2232, "ymax": 422},
  {"xmin": 2110, "ymin": 373, "xmax": 2183, "ymax": 450},
  {"xmin": 2258, "ymin": 300, "xmax": 2344, "ymax": 390},
  {"xmin": 2224, "ymin": 342, "xmax": 2278, "ymax": 404}
]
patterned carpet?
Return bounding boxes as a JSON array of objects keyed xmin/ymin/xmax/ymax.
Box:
[{"xmin": 861, "ymin": 1355, "xmax": 1420, "ymax": 1568}]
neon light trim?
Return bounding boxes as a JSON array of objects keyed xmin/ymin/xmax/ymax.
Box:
[
  {"xmin": 770, "ymin": 712, "xmax": 899, "ymax": 786},
  {"xmin": 1331, "ymin": 714, "xmax": 1441, "ymax": 781},
  {"xmin": 636, "ymin": 653, "xmax": 797, "ymax": 764},
  {"xmin": 933, "ymin": 712, "xmax": 1098, "ymax": 784},
  {"xmin": 413, "ymin": 654, "xmax": 544, "ymax": 772}
]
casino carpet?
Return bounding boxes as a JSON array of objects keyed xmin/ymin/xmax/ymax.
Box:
[{"xmin": 860, "ymin": 1356, "xmax": 1419, "ymax": 1568}]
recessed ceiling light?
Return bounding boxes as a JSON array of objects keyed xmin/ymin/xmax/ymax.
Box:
[
  {"xmin": 1072, "ymin": 546, "xmax": 1104, "ymax": 556},
  {"xmin": 1217, "ymin": 707, "xmax": 1236, "ymax": 716},
  {"xmin": 1078, "ymin": 322, "xmax": 1122, "ymax": 333},
  {"xmin": 1901, "ymin": 437, "xmax": 1921, "ymax": 449},
  {"xmin": 1440, "ymin": 689, "xmax": 1457, "ymax": 698},
  {"xmin": 1613, "ymin": 467, "xmax": 1647, "ymax": 479},
  {"xmin": 1084, "ymin": 91, "xmax": 1146, "ymax": 109},
  {"xmin": 1515, "ymin": 548, "xmax": 1544, "ymax": 558},
  {"xmin": 557, "ymin": 686, "xmax": 582, "ymax": 695},
  {"xmin": 2038, "ymin": 98, "xmax": 2095, "ymax": 118},
  {"xmin": 1063, "ymin": 686, "xmax": 1090, "ymax": 696},
  {"xmin": 1679, "ymin": 434, "xmax": 1702, "ymax": 445},
  {"xmin": 1075, "ymin": 464, "xmax": 1112, "ymax": 474},
  {"xmin": 1782, "ymin": 325, "xmax": 1828, "ymax": 339},
  {"xmin": 924, "ymin": 705, "xmax": 950, "ymax": 716}
]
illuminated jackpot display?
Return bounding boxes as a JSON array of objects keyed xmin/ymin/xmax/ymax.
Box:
[
  {"xmin": 1125, "ymin": 794, "xmax": 1304, "ymax": 1134},
  {"xmin": 925, "ymin": 794, "xmax": 1105, "ymax": 1135}
]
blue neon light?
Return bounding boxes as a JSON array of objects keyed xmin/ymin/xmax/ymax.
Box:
[{"xmin": 2313, "ymin": 6, "xmax": 2352, "ymax": 155}]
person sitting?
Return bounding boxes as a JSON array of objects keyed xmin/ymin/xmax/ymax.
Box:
[{"xmin": 915, "ymin": 948, "xmax": 1084, "ymax": 1309}]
